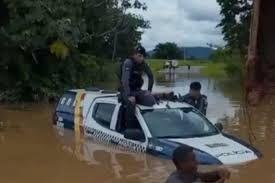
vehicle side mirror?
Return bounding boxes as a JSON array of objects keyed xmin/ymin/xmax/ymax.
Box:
[
  {"xmin": 124, "ymin": 129, "xmax": 145, "ymax": 142},
  {"xmin": 215, "ymin": 123, "xmax": 223, "ymax": 131}
]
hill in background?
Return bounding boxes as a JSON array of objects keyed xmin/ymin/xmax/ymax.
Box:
[{"xmin": 148, "ymin": 46, "xmax": 214, "ymax": 60}]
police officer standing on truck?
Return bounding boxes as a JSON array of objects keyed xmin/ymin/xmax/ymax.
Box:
[{"xmin": 119, "ymin": 45, "xmax": 156, "ymax": 129}]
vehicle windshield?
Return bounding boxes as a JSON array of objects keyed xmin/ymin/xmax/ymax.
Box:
[{"xmin": 141, "ymin": 108, "xmax": 219, "ymax": 138}]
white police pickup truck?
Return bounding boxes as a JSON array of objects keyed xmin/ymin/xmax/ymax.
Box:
[{"xmin": 53, "ymin": 88, "xmax": 262, "ymax": 165}]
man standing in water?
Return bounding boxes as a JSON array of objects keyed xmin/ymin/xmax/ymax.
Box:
[
  {"xmin": 179, "ymin": 82, "xmax": 208, "ymax": 115},
  {"xmin": 119, "ymin": 45, "xmax": 156, "ymax": 129},
  {"xmin": 166, "ymin": 145, "xmax": 230, "ymax": 183}
]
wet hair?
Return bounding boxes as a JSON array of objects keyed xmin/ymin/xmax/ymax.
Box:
[
  {"xmin": 172, "ymin": 145, "xmax": 194, "ymax": 169},
  {"xmin": 190, "ymin": 82, "xmax": 201, "ymax": 91}
]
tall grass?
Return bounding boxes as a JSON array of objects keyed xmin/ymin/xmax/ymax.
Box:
[
  {"xmin": 147, "ymin": 59, "xmax": 166, "ymax": 72},
  {"xmin": 147, "ymin": 59, "xmax": 210, "ymax": 72},
  {"xmin": 201, "ymin": 63, "xmax": 227, "ymax": 78},
  {"xmin": 148, "ymin": 58, "xmax": 245, "ymax": 79}
]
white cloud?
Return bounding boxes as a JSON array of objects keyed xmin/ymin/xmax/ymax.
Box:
[
  {"xmin": 131, "ymin": 0, "xmax": 224, "ymax": 50},
  {"xmin": 178, "ymin": 0, "xmax": 221, "ymax": 22}
]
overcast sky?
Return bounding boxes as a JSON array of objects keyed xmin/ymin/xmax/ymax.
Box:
[{"xmin": 131, "ymin": 0, "xmax": 224, "ymax": 50}]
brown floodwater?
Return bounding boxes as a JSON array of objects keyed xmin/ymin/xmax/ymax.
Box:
[{"xmin": 1, "ymin": 72, "xmax": 275, "ymax": 183}]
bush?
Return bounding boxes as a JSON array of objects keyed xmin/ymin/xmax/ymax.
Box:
[
  {"xmin": 147, "ymin": 59, "xmax": 166, "ymax": 72},
  {"xmin": 224, "ymin": 62, "xmax": 243, "ymax": 79},
  {"xmin": 210, "ymin": 48, "xmax": 245, "ymax": 79},
  {"xmin": 201, "ymin": 63, "xmax": 226, "ymax": 78},
  {"xmin": 0, "ymin": 52, "xmax": 119, "ymax": 103}
]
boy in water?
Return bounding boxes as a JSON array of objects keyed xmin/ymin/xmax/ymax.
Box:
[{"xmin": 166, "ymin": 145, "xmax": 230, "ymax": 183}]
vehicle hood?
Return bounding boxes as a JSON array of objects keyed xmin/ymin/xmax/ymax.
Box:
[{"xmin": 168, "ymin": 134, "xmax": 260, "ymax": 165}]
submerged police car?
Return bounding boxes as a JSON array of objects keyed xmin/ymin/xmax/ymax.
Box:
[{"xmin": 53, "ymin": 88, "xmax": 262, "ymax": 165}]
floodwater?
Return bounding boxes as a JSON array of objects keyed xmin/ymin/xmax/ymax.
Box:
[{"xmin": 1, "ymin": 70, "xmax": 275, "ymax": 183}]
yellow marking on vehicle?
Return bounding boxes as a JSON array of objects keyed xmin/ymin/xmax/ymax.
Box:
[{"xmin": 74, "ymin": 90, "xmax": 86, "ymax": 139}]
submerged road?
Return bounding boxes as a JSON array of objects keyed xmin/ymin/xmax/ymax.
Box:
[{"xmin": 158, "ymin": 66, "xmax": 205, "ymax": 74}]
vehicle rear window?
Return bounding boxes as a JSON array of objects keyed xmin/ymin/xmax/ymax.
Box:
[
  {"xmin": 93, "ymin": 103, "xmax": 116, "ymax": 129},
  {"xmin": 56, "ymin": 92, "xmax": 76, "ymax": 114}
]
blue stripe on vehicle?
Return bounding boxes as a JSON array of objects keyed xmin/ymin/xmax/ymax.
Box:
[
  {"xmin": 146, "ymin": 138, "xmax": 178, "ymax": 159},
  {"xmin": 63, "ymin": 121, "xmax": 75, "ymax": 130},
  {"xmin": 147, "ymin": 138, "xmax": 222, "ymax": 165},
  {"xmin": 222, "ymin": 133, "xmax": 262, "ymax": 158},
  {"xmin": 56, "ymin": 112, "xmax": 75, "ymax": 130}
]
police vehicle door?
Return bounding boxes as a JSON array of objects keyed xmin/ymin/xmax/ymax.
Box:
[{"xmin": 110, "ymin": 104, "xmax": 149, "ymax": 152}]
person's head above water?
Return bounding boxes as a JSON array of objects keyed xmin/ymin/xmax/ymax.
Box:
[
  {"xmin": 172, "ymin": 145, "xmax": 198, "ymax": 173},
  {"xmin": 189, "ymin": 81, "xmax": 202, "ymax": 99},
  {"xmin": 132, "ymin": 45, "xmax": 146, "ymax": 64}
]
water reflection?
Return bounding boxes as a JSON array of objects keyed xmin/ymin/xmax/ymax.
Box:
[
  {"xmin": 1, "ymin": 71, "xmax": 275, "ymax": 182},
  {"xmin": 54, "ymin": 127, "xmax": 173, "ymax": 183},
  {"xmin": 143, "ymin": 72, "xmax": 241, "ymax": 123},
  {"xmin": 164, "ymin": 72, "xmax": 177, "ymax": 82}
]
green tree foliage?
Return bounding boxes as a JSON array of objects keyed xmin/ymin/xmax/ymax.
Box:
[
  {"xmin": 153, "ymin": 42, "xmax": 182, "ymax": 59},
  {"xmin": 0, "ymin": 0, "xmax": 149, "ymax": 102},
  {"xmin": 210, "ymin": 48, "xmax": 244, "ymax": 78},
  {"xmin": 0, "ymin": 0, "xmax": 9, "ymax": 26},
  {"xmin": 216, "ymin": 0, "xmax": 252, "ymax": 54},
  {"xmin": 82, "ymin": 0, "xmax": 149, "ymax": 59},
  {"xmin": 210, "ymin": 48, "xmax": 232, "ymax": 63}
]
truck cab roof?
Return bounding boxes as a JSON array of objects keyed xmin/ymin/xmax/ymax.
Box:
[
  {"xmin": 81, "ymin": 90, "xmax": 193, "ymax": 119},
  {"xmin": 83, "ymin": 91, "xmax": 190, "ymax": 107}
]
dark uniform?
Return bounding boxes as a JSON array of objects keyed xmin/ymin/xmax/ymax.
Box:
[
  {"xmin": 121, "ymin": 58, "xmax": 154, "ymax": 97},
  {"xmin": 119, "ymin": 58, "xmax": 155, "ymax": 129},
  {"xmin": 179, "ymin": 94, "xmax": 208, "ymax": 115}
]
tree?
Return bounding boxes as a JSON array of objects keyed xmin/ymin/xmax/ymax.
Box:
[
  {"xmin": 112, "ymin": 14, "xmax": 150, "ymax": 59},
  {"xmin": 0, "ymin": 0, "xmax": 149, "ymax": 102},
  {"xmin": 78, "ymin": 0, "xmax": 149, "ymax": 59},
  {"xmin": 153, "ymin": 42, "xmax": 182, "ymax": 59},
  {"xmin": 210, "ymin": 48, "xmax": 230, "ymax": 62},
  {"xmin": 0, "ymin": 0, "xmax": 9, "ymax": 26},
  {"xmin": 216, "ymin": 0, "xmax": 253, "ymax": 54}
]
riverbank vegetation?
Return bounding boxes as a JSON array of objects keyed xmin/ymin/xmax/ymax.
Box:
[
  {"xmin": 0, "ymin": 0, "xmax": 253, "ymax": 103},
  {"xmin": 148, "ymin": 59, "xmax": 210, "ymax": 72},
  {"xmin": 148, "ymin": 59, "xmax": 226, "ymax": 78},
  {"xmin": 148, "ymin": 48, "xmax": 244, "ymax": 79},
  {"xmin": 147, "ymin": 41, "xmax": 234, "ymax": 78},
  {"xmin": 201, "ymin": 63, "xmax": 226, "ymax": 78},
  {"xmin": 215, "ymin": 0, "xmax": 252, "ymax": 79},
  {"xmin": 209, "ymin": 48, "xmax": 244, "ymax": 79},
  {"xmin": 0, "ymin": 0, "xmax": 149, "ymax": 102},
  {"xmin": 152, "ymin": 42, "xmax": 183, "ymax": 59}
]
